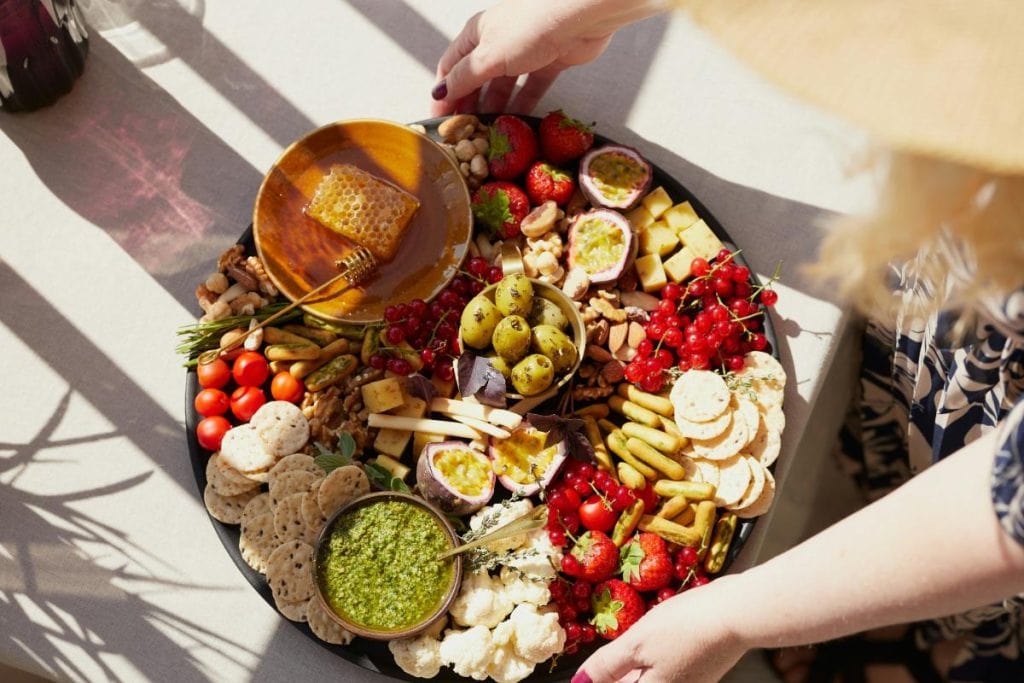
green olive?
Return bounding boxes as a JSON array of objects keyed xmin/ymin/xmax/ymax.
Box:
[
  {"xmin": 494, "ymin": 273, "xmax": 534, "ymax": 317},
  {"xmin": 491, "ymin": 315, "xmax": 531, "ymax": 363},
  {"xmin": 530, "ymin": 324, "xmax": 578, "ymax": 373},
  {"xmin": 510, "ymin": 354, "xmax": 555, "ymax": 396},
  {"xmin": 527, "ymin": 296, "xmax": 569, "ymax": 331},
  {"xmin": 460, "ymin": 295, "xmax": 503, "ymax": 350},
  {"xmin": 486, "ymin": 353, "xmax": 513, "ymax": 378}
]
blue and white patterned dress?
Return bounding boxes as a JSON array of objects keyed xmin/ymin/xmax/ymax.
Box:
[{"xmin": 838, "ymin": 270, "xmax": 1024, "ymax": 681}]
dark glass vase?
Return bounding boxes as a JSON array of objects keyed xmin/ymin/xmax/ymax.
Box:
[{"xmin": 0, "ymin": 0, "xmax": 88, "ymax": 112}]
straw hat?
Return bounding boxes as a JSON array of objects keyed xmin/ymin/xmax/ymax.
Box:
[{"xmin": 682, "ymin": 0, "xmax": 1024, "ymax": 174}]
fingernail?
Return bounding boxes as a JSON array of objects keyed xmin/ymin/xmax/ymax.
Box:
[
  {"xmin": 431, "ymin": 79, "xmax": 448, "ymax": 100},
  {"xmin": 571, "ymin": 672, "xmax": 592, "ymax": 683}
]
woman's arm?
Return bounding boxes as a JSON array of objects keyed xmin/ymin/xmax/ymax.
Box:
[
  {"xmin": 431, "ymin": 0, "xmax": 671, "ymax": 116},
  {"xmin": 577, "ymin": 428, "xmax": 1024, "ymax": 683}
]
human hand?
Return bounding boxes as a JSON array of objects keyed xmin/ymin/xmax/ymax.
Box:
[
  {"xmin": 573, "ymin": 580, "xmax": 748, "ymax": 683},
  {"xmin": 431, "ymin": 0, "xmax": 669, "ymax": 116}
]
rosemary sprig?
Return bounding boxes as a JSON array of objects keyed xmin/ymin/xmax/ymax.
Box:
[{"xmin": 175, "ymin": 302, "xmax": 302, "ymax": 366}]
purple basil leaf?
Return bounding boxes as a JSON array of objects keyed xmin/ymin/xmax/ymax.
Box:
[
  {"xmin": 525, "ymin": 412, "xmax": 594, "ymax": 463},
  {"xmin": 566, "ymin": 429, "xmax": 597, "ymax": 464},
  {"xmin": 405, "ymin": 373, "xmax": 438, "ymax": 404},
  {"xmin": 457, "ymin": 353, "xmax": 507, "ymax": 408}
]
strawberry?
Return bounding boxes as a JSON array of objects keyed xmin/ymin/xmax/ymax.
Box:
[
  {"xmin": 488, "ymin": 115, "xmax": 539, "ymax": 180},
  {"xmin": 539, "ymin": 110, "xmax": 595, "ymax": 165},
  {"xmin": 619, "ymin": 532, "xmax": 673, "ymax": 592},
  {"xmin": 590, "ymin": 579, "xmax": 646, "ymax": 640},
  {"xmin": 471, "ymin": 181, "xmax": 530, "ymax": 239},
  {"xmin": 525, "ymin": 161, "xmax": 576, "ymax": 206},
  {"xmin": 565, "ymin": 530, "xmax": 619, "ymax": 583}
]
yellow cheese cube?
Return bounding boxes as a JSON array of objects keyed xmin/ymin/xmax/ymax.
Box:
[
  {"xmin": 678, "ymin": 219, "xmax": 724, "ymax": 261},
  {"xmin": 639, "ymin": 221, "xmax": 679, "ymax": 257},
  {"xmin": 371, "ymin": 454, "xmax": 411, "ymax": 480},
  {"xmin": 361, "ymin": 377, "xmax": 405, "ymax": 414},
  {"xmin": 413, "ymin": 432, "xmax": 447, "ymax": 461},
  {"xmin": 634, "ymin": 253, "xmax": 668, "ymax": 292},
  {"xmin": 371, "ymin": 396, "xmax": 427, "ymax": 458},
  {"xmin": 641, "ymin": 187, "xmax": 673, "ymax": 219},
  {"xmin": 625, "ymin": 205, "xmax": 655, "ymax": 231},
  {"xmin": 663, "ymin": 245, "xmax": 698, "ymax": 283},
  {"xmin": 663, "ymin": 202, "xmax": 699, "ymax": 232}
]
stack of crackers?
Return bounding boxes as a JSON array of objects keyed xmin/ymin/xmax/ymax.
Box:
[
  {"xmin": 202, "ymin": 401, "xmax": 370, "ymax": 644},
  {"xmin": 669, "ymin": 351, "xmax": 785, "ymax": 519}
]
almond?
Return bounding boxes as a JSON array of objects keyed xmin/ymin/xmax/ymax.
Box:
[
  {"xmin": 627, "ymin": 322, "xmax": 647, "ymax": 349},
  {"xmin": 608, "ymin": 322, "xmax": 629, "ymax": 353}
]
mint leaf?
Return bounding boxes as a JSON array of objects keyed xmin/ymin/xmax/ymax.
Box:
[
  {"xmin": 365, "ymin": 462, "xmax": 410, "ymax": 492},
  {"xmin": 338, "ymin": 432, "xmax": 356, "ymax": 460},
  {"xmin": 313, "ymin": 440, "xmax": 353, "ymax": 474}
]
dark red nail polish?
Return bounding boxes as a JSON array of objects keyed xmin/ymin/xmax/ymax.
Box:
[
  {"xmin": 571, "ymin": 671, "xmax": 593, "ymax": 683},
  {"xmin": 431, "ymin": 80, "xmax": 448, "ymax": 100}
]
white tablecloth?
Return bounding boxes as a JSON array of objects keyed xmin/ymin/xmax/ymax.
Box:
[{"xmin": 0, "ymin": 2, "xmax": 873, "ymax": 681}]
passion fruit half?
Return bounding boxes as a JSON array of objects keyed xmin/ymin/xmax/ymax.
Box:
[
  {"xmin": 417, "ymin": 441, "xmax": 496, "ymax": 515},
  {"xmin": 567, "ymin": 209, "xmax": 634, "ymax": 284},
  {"xmin": 488, "ymin": 425, "xmax": 567, "ymax": 496},
  {"xmin": 578, "ymin": 144, "xmax": 652, "ymax": 210}
]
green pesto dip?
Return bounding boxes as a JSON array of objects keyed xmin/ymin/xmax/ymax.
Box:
[{"xmin": 318, "ymin": 499, "xmax": 455, "ymax": 632}]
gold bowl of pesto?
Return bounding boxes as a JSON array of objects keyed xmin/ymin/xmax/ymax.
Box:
[{"xmin": 312, "ymin": 491, "xmax": 463, "ymax": 640}]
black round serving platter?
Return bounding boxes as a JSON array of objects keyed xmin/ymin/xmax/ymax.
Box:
[{"xmin": 184, "ymin": 116, "xmax": 779, "ymax": 681}]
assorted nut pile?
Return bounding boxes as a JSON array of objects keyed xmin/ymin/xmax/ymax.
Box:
[
  {"xmin": 195, "ymin": 245, "xmax": 279, "ymax": 322},
  {"xmin": 435, "ymin": 114, "xmax": 492, "ymax": 190}
]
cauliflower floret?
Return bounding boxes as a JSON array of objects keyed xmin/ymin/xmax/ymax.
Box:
[
  {"xmin": 487, "ymin": 642, "xmax": 536, "ymax": 683},
  {"xmin": 499, "ymin": 566, "xmax": 551, "ymax": 606},
  {"xmin": 502, "ymin": 528, "xmax": 562, "ymax": 581},
  {"xmin": 469, "ymin": 499, "xmax": 534, "ymax": 552},
  {"xmin": 449, "ymin": 570, "xmax": 514, "ymax": 628},
  {"xmin": 388, "ymin": 634, "xmax": 442, "ymax": 679},
  {"xmin": 509, "ymin": 603, "xmax": 566, "ymax": 663},
  {"xmin": 438, "ymin": 626, "xmax": 494, "ymax": 680}
]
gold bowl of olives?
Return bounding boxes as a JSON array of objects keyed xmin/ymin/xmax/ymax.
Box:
[{"xmin": 457, "ymin": 273, "xmax": 586, "ymax": 399}]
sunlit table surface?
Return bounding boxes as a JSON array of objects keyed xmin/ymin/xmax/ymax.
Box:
[{"xmin": 0, "ymin": 1, "xmax": 875, "ymax": 681}]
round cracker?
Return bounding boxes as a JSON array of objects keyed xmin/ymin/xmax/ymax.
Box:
[
  {"xmin": 670, "ymin": 371, "xmax": 731, "ymax": 423},
  {"xmin": 317, "ymin": 465, "xmax": 370, "ymax": 519},
  {"xmin": 302, "ymin": 483, "xmax": 328, "ymax": 539},
  {"xmin": 733, "ymin": 397, "xmax": 760, "ymax": 445},
  {"xmin": 736, "ymin": 352, "xmax": 786, "ymax": 409},
  {"xmin": 251, "ymin": 401, "xmax": 310, "ymax": 457},
  {"xmin": 749, "ymin": 415, "xmax": 782, "ymax": 467},
  {"xmin": 736, "ymin": 468, "xmax": 776, "ymax": 519},
  {"xmin": 691, "ymin": 458, "xmax": 720, "ymax": 488},
  {"xmin": 678, "ymin": 455, "xmax": 703, "ymax": 483},
  {"xmin": 729, "ymin": 456, "xmax": 767, "ymax": 511},
  {"xmin": 241, "ymin": 492, "xmax": 272, "ymax": 529},
  {"xmin": 308, "ymin": 598, "xmax": 354, "ymax": 645},
  {"xmin": 690, "ymin": 411, "xmax": 750, "ymax": 461},
  {"xmin": 276, "ymin": 597, "xmax": 310, "ymax": 623},
  {"xmin": 239, "ymin": 511, "xmax": 277, "ymax": 574},
  {"xmin": 203, "ymin": 483, "xmax": 258, "ymax": 525},
  {"xmin": 762, "ymin": 405, "xmax": 786, "ymax": 434},
  {"xmin": 206, "ymin": 453, "xmax": 260, "ymax": 497},
  {"xmin": 711, "ymin": 455, "xmax": 751, "ymax": 507},
  {"xmin": 274, "ymin": 493, "xmax": 314, "ymax": 544},
  {"xmin": 269, "ymin": 453, "xmax": 322, "ymax": 489},
  {"xmin": 220, "ymin": 425, "xmax": 277, "ymax": 474},
  {"xmin": 674, "ymin": 408, "xmax": 732, "ymax": 440},
  {"xmin": 270, "ymin": 470, "xmax": 323, "ymax": 510},
  {"xmin": 266, "ymin": 539, "xmax": 315, "ymax": 603}
]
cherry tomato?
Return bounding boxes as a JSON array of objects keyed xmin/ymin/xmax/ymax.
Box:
[
  {"xmin": 270, "ymin": 371, "xmax": 304, "ymax": 404},
  {"xmin": 196, "ymin": 358, "xmax": 231, "ymax": 389},
  {"xmin": 232, "ymin": 351, "xmax": 269, "ymax": 387},
  {"xmin": 196, "ymin": 416, "xmax": 231, "ymax": 451},
  {"xmin": 230, "ymin": 385, "xmax": 266, "ymax": 422},
  {"xmin": 194, "ymin": 388, "xmax": 230, "ymax": 417},
  {"xmin": 577, "ymin": 496, "xmax": 618, "ymax": 533}
]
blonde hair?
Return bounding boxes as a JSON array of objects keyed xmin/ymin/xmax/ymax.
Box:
[{"xmin": 808, "ymin": 152, "xmax": 1024, "ymax": 328}]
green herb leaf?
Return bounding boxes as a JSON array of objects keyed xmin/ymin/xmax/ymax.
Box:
[
  {"xmin": 313, "ymin": 440, "xmax": 353, "ymax": 474},
  {"xmin": 365, "ymin": 462, "xmax": 410, "ymax": 492},
  {"xmin": 338, "ymin": 432, "xmax": 356, "ymax": 460}
]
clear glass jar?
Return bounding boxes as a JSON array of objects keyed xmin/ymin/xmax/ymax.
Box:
[{"xmin": 0, "ymin": 0, "xmax": 88, "ymax": 112}]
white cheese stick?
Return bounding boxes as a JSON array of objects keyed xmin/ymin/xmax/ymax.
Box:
[
  {"xmin": 431, "ymin": 397, "xmax": 522, "ymax": 429},
  {"xmin": 446, "ymin": 413, "xmax": 511, "ymax": 439},
  {"xmin": 368, "ymin": 414, "xmax": 481, "ymax": 440}
]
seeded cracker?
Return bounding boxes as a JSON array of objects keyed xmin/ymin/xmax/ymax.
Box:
[
  {"xmin": 308, "ymin": 597, "xmax": 355, "ymax": 645},
  {"xmin": 749, "ymin": 414, "xmax": 782, "ymax": 467},
  {"xmin": 266, "ymin": 539, "xmax": 315, "ymax": 603},
  {"xmin": 206, "ymin": 453, "xmax": 260, "ymax": 497},
  {"xmin": 270, "ymin": 470, "xmax": 323, "ymax": 509},
  {"xmin": 736, "ymin": 468, "xmax": 776, "ymax": 519},
  {"xmin": 670, "ymin": 370, "xmax": 730, "ymax": 423},
  {"xmin": 220, "ymin": 424, "xmax": 277, "ymax": 475},
  {"xmin": 203, "ymin": 483, "xmax": 259, "ymax": 525},
  {"xmin": 691, "ymin": 458, "xmax": 721, "ymax": 488},
  {"xmin": 250, "ymin": 402, "xmax": 310, "ymax": 458},
  {"xmin": 301, "ymin": 483, "xmax": 328, "ymax": 538},
  {"xmin": 674, "ymin": 408, "xmax": 732, "ymax": 440},
  {"xmin": 711, "ymin": 455, "xmax": 752, "ymax": 507},
  {"xmin": 274, "ymin": 493, "xmax": 314, "ymax": 544},
  {"xmin": 317, "ymin": 465, "xmax": 370, "ymax": 519},
  {"xmin": 690, "ymin": 410, "xmax": 750, "ymax": 460},
  {"xmin": 276, "ymin": 597, "xmax": 310, "ymax": 623},
  {"xmin": 240, "ymin": 492, "xmax": 272, "ymax": 532},
  {"xmin": 730, "ymin": 455, "xmax": 766, "ymax": 511},
  {"xmin": 268, "ymin": 454, "xmax": 322, "ymax": 489},
  {"xmin": 733, "ymin": 396, "xmax": 761, "ymax": 437},
  {"xmin": 239, "ymin": 511, "xmax": 277, "ymax": 574}
]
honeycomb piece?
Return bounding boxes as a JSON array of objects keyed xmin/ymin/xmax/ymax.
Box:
[{"xmin": 305, "ymin": 164, "xmax": 420, "ymax": 262}]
